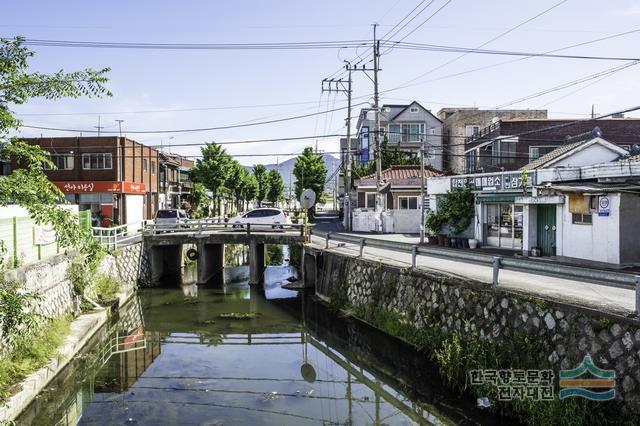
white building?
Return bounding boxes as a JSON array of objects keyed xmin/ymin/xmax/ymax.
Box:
[{"xmin": 428, "ymin": 137, "xmax": 640, "ymax": 266}]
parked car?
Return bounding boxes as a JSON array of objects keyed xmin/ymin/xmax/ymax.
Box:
[
  {"xmin": 154, "ymin": 209, "xmax": 188, "ymax": 229},
  {"xmin": 229, "ymin": 208, "xmax": 290, "ymax": 230}
]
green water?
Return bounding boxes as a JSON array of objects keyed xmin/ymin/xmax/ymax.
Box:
[{"xmin": 16, "ymin": 250, "xmax": 495, "ymax": 425}]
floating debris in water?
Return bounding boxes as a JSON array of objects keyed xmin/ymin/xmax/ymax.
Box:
[
  {"xmin": 201, "ymin": 320, "xmax": 216, "ymax": 324},
  {"xmin": 477, "ymin": 397, "xmax": 491, "ymax": 409},
  {"xmin": 262, "ymin": 391, "xmax": 281, "ymax": 402},
  {"xmin": 218, "ymin": 312, "xmax": 261, "ymax": 320}
]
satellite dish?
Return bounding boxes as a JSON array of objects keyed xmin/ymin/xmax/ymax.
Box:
[{"xmin": 299, "ymin": 189, "xmax": 316, "ymax": 210}]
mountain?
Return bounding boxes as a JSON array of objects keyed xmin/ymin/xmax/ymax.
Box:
[{"xmin": 247, "ymin": 154, "xmax": 341, "ymax": 194}]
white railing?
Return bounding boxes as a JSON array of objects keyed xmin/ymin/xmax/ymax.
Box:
[
  {"xmin": 144, "ymin": 218, "xmax": 308, "ymax": 238},
  {"xmin": 92, "ymin": 220, "xmax": 151, "ymax": 250}
]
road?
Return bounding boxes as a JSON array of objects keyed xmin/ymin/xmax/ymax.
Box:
[{"xmin": 309, "ymin": 233, "xmax": 637, "ymax": 315}]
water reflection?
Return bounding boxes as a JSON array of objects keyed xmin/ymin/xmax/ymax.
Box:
[{"xmin": 17, "ymin": 265, "xmax": 494, "ymax": 426}]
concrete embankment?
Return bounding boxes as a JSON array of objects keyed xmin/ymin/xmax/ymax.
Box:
[
  {"xmin": 0, "ymin": 243, "xmax": 144, "ymax": 421},
  {"xmin": 305, "ymin": 246, "xmax": 640, "ymax": 418}
]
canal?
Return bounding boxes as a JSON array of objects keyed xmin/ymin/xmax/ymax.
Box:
[{"xmin": 16, "ymin": 245, "xmax": 501, "ymax": 425}]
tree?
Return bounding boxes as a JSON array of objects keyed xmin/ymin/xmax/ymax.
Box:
[
  {"xmin": 253, "ymin": 164, "xmax": 270, "ymax": 207},
  {"xmin": 293, "ymin": 147, "xmax": 326, "ymax": 216},
  {"xmin": 189, "ymin": 183, "xmax": 209, "ymax": 218},
  {"xmin": 242, "ymin": 173, "xmax": 258, "ymax": 211},
  {"xmin": 266, "ymin": 169, "xmax": 284, "ymax": 205},
  {"xmin": 191, "ymin": 143, "xmax": 231, "ymax": 216},
  {"xmin": 0, "ymin": 37, "xmax": 110, "ymax": 266}
]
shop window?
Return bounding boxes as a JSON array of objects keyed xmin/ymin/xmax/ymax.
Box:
[
  {"xmin": 82, "ymin": 153, "xmax": 112, "ymax": 170},
  {"xmin": 398, "ymin": 196, "xmax": 419, "ymax": 210},
  {"xmin": 572, "ymin": 213, "xmax": 592, "ymax": 225}
]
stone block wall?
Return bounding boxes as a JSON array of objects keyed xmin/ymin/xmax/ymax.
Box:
[{"xmin": 314, "ymin": 250, "xmax": 640, "ymax": 415}]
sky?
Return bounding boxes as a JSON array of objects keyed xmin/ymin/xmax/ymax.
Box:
[{"xmin": 4, "ymin": 0, "xmax": 640, "ymax": 165}]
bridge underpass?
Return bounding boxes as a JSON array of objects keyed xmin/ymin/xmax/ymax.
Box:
[{"xmin": 144, "ymin": 226, "xmax": 304, "ymax": 286}]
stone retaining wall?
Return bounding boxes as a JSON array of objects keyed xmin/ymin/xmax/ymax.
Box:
[{"xmin": 313, "ymin": 250, "xmax": 640, "ymax": 415}]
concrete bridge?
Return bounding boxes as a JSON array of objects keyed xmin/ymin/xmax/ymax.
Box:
[{"xmin": 143, "ymin": 221, "xmax": 306, "ymax": 286}]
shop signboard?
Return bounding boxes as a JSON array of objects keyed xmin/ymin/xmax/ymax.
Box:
[
  {"xmin": 54, "ymin": 181, "xmax": 146, "ymax": 194},
  {"xmin": 598, "ymin": 195, "xmax": 610, "ymax": 217},
  {"xmin": 450, "ymin": 171, "xmax": 535, "ymax": 192}
]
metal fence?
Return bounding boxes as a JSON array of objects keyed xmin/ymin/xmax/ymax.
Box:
[
  {"xmin": 0, "ymin": 210, "xmax": 92, "ymax": 269},
  {"xmin": 312, "ymin": 230, "xmax": 640, "ymax": 314}
]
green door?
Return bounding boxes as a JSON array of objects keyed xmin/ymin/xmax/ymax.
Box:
[{"xmin": 536, "ymin": 205, "xmax": 556, "ymax": 256}]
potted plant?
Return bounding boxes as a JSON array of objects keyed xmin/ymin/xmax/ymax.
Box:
[{"xmin": 425, "ymin": 211, "xmax": 445, "ymax": 246}]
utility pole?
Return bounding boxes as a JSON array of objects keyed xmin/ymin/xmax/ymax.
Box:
[
  {"xmin": 373, "ymin": 23, "xmax": 383, "ymax": 233},
  {"xmin": 115, "ymin": 119, "xmax": 124, "ymax": 138},
  {"xmin": 94, "ymin": 115, "xmax": 104, "ymax": 136},
  {"xmin": 344, "ymin": 64, "xmax": 353, "ymax": 231},
  {"xmin": 419, "ymin": 137, "xmax": 426, "ymax": 245}
]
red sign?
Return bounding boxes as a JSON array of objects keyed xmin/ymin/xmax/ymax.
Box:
[{"xmin": 54, "ymin": 181, "xmax": 146, "ymax": 194}]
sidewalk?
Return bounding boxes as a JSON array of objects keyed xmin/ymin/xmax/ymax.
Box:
[
  {"xmin": 309, "ymin": 234, "xmax": 637, "ymax": 316},
  {"xmin": 335, "ymin": 232, "xmax": 640, "ymax": 273}
]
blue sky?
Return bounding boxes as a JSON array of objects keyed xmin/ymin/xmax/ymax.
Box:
[{"xmin": 5, "ymin": 0, "xmax": 640, "ymax": 165}]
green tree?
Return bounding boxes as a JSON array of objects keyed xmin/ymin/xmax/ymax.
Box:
[
  {"xmin": 253, "ymin": 164, "xmax": 270, "ymax": 207},
  {"xmin": 266, "ymin": 169, "xmax": 284, "ymax": 205},
  {"xmin": 242, "ymin": 173, "xmax": 258, "ymax": 211},
  {"xmin": 191, "ymin": 143, "xmax": 231, "ymax": 216},
  {"xmin": 0, "ymin": 37, "xmax": 110, "ymax": 266},
  {"xmin": 293, "ymin": 147, "xmax": 326, "ymax": 216},
  {"xmin": 189, "ymin": 182, "xmax": 209, "ymax": 218}
]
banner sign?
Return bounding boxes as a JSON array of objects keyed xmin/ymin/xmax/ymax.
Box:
[
  {"xmin": 55, "ymin": 181, "xmax": 146, "ymax": 194},
  {"xmin": 34, "ymin": 225, "xmax": 57, "ymax": 245},
  {"xmin": 451, "ymin": 171, "xmax": 535, "ymax": 192}
]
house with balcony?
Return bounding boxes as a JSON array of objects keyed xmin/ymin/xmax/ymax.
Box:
[
  {"xmin": 463, "ymin": 117, "xmax": 640, "ymax": 173},
  {"xmin": 355, "ymin": 101, "xmax": 443, "ymax": 170}
]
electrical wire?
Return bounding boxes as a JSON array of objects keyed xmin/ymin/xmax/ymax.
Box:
[{"xmin": 20, "ymin": 102, "xmax": 368, "ymax": 134}]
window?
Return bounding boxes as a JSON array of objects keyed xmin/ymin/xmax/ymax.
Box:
[
  {"xmin": 82, "ymin": 153, "xmax": 112, "ymax": 170},
  {"xmin": 465, "ymin": 125, "xmax": 480, "ymax": 137},
  {"xmin": 402, "ymin": 123, "xmax": 425, "ymax": 142},
  {"xmin": 398, "ymin": 196, "xmax": 419, "ymax": 210},
  {"xmin": 499, "ymin": 139, "xmax": 517, "ymax": 164},
  {"xmin": 143, "ymin": 159, "xmax": 148, "ymax": 172},
  {"xmin": 388, "ymin": 123, "xmax": 401, "ymax": 144},
  {"xmin": 572, "ymin": 213, "xmax": 592, "ymax": 225},
  {"xmin": 410, "ymin": 107, "xmax": 419, "ymax": 113},
  {"xmin": 151, "ymin": 160, "xmax": 156, "ymax": 175},
  {"xmin": 44, "ymin": 154, "xmax": 74, "ymax": 170},
  {"xmin": 529, "ymin": 146, "xmax": 557, "ymax": 161},
  {"xmin": 365, "ymin": 193, "xmax": 376, "ymax": 208}
]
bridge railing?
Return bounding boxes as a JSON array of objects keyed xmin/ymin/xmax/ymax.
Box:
[
  {"xmin": 144, "ymin": 219, "xmax": 309, "ymax": 239},
  {"xmin": 92, "ymin": 220, "xmax": 151, "ymax": 250}
]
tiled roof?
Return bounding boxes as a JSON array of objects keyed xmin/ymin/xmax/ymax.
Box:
[
  {"xmin": 618, "ymin": 154, "xmax": 640, "ymax": 163},
  {"xmin": 520, "ymin": 140, "xmax": 585, "ymax": 171},
  {"xmin": 356, "ymin": 165, "xmax": 444, "ymax": 187}
]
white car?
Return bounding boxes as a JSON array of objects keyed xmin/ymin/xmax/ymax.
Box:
[
  {"xmin": 154, "ymin": 209, "xmax": 188, "ymax": 230},
  {"xmin": 230, "ymin": 208, "xmax": 290, "ymax": 230}
]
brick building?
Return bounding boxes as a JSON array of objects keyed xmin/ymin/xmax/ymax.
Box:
[
  {"xmin": 437, "ymin": 108, "xmax": 548, "ymax": 173},
  {"xmin": 19, "ymin": 136, "xmax": 161, "ymax": 224},
  {"xmin": 463, "ymin": 118, "xmax": 640, "ymax": 173}
]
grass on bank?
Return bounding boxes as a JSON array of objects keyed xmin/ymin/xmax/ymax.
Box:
[
  {"xmin": 92, "ymin": 275, "xmax": 120, "ymax": 302},
  {"xmin": 342, "ymin": 303, "xmax": 635, "ymax": 426},
  {"xmin": 0, "ymin": 316, "xmax": 72, "ymax": 403}
]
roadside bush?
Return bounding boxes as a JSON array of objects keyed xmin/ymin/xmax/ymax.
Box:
[{"xmin": 92, "ymin": 275, "xmax": 120, "ymax": 302}]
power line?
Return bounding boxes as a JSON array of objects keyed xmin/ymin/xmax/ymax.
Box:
[
  {"xmin": 20, "ymin": 102, "xmax": 368, "ymax": 134},
  {"xmin": 495, "ymin": 60, "xmax": 640, "ymax": 109},
  {"xmin": 385, "ymin": 0, "xmax": 570, "ymax": 91}
]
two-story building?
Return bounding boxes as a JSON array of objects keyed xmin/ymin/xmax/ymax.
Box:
[
  {"xmin": 436, "ymin": 108, "xmax": 548, "ymax": 173},
  {"xmin": 19, "ymin": 136, "xmax": 161, "ymax": 224},
  {"xmin": 158, "ymin": 152, "xmax": 194, "ymax": 210},
  {"xmin": 355, "ymin": 101, "xmax": 443, "ymax": 170},
  {"xmin": 463, "ymin": 117, "xmax": 640, "ymax": 173}
]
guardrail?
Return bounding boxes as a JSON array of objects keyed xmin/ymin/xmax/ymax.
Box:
[
  {"xmin": 144, "ymin": 218, "xmax": 309, "ymax": 239},
  {"xmin": 92, "ymin": 220, "xmax": 151, "ymax": 250},
  {"xmin": 312, "ymin": 230, "xmax": 640, "ymax": 314}
]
